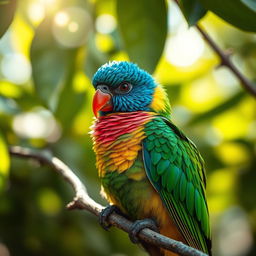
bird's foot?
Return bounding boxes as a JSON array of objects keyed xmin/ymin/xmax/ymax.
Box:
[
  {"xmin": 99, "ymin": 205, "xmax": 122, "ymax": 230},
  {"xmin": 129, "ymin": 218, "xmax": 159, "ymax": 244}
]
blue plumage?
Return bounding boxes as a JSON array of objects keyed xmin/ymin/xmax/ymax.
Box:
[{"xmin": 92, "ymin": 61, "xmax": 156, "ymax": 112}]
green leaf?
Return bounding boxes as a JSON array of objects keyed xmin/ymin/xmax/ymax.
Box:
[
  {"xmin": 180, "ymin": 0, "xmax": 207, "ymax": 26},
  {"xmin": 55, "ymin": 76, "xmax": 86, "ymax": 132},
  {"xmin": 116, "ymin": 0, "xmax": 167, "ymax": 73},
  {"xmin": 0, "ymin": 0, "xmax": 16, "ymax": 38},
  {"xmin": 0, "ymin": 131, "xmax": 10, "ymax": 190},
  {"xmin": 241, "ymin": 0, "xmax": 256, "ymax": 12},
  {"xmin": 31, "ymin": 18, "xmax": 76, "ymax": 110},
  {"xmin": 187, "ymin": 91, "xmax": 246, "ymax": 125},
  {"xmin": 199, "ymin": 0, "xmax": 256, "ymax": 32},
  {"xmin": 84, "ymin": 35, "xmax": 108, "ymax": 79}
]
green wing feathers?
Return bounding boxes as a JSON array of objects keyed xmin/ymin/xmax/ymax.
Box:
[{"xmin": 142, "ymin": 117, "xmax": 211, "ymax": 255}]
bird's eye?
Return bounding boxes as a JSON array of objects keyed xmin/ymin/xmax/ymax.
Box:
[{"xmin": 116, "ymin": 82, "xmax": 132, "ymax": 94}]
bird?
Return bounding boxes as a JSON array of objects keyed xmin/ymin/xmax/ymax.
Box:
[{"xmin": 90, "ymin": 61, "xmax": 211, "ymax": 256}]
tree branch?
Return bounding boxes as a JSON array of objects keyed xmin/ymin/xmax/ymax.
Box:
[
  {"xmin": 9, "ymin": 146, "xmax": 207, "ymax": 256},
  {"xmin": 195, "ymin": 25, "xmax": 256, "ymax": 97},
  {"xmin": 173, "ymin": 0, "xmax": 256, "ymax": 97}
]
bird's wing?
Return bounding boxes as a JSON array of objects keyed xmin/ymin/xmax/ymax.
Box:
[{"xmin": 142, "ymin": 116, "xmax": 211, "ymax": 255}]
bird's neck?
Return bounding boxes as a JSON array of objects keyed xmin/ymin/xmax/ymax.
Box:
[
  {"xmin": 91, "ymin": 112, "xmax": 156, "ymax": 144},
  {"xmin": 150, "ymin": 85, "xmax": 171, "ymax": 119},
  {"xmin": 91, "ymin": 111, "xmax": 156, "ymax": 177}
]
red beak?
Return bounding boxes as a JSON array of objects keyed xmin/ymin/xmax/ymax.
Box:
[{"xmin": 92, "ymin": 89, "xmax": 113, "ymax": 117}]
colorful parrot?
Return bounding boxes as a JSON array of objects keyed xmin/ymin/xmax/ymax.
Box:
[{"xmin": 91, "ymin": 61, "xmax": 211, "ymax": 256}]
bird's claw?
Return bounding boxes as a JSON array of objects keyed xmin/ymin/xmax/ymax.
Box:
[
  {"xmin": 99, "ymin": 205, "xmax": 122, "ymax": 230},
  {"xmin": 129, "ymin": 218, "xmax": 159, "ymax": 244}
]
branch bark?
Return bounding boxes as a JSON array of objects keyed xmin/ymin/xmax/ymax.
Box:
[
  {"xmin": 195, "ymin": 25, "xmax": 256, "ymax": 97},
  {"xmin": 9, "ymin": 146, "xmax": 207, "ymax": 256}
]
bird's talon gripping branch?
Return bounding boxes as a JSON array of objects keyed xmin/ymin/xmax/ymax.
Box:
[
  {"xmin": 99, "ymin": 205, "xmax": 122, "ymax": 230},
  {"xmin": 129, "ymin": 218, "xmax": 159, "ymax": 244},
  {"xmin": 9, "ymin": 146, "xmax": 209, "ymax": 256}
]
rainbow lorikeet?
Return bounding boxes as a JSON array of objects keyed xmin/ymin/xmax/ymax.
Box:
[{"xmin": 91, "ymin": 61, "xmax": 211, "ymax": 256}]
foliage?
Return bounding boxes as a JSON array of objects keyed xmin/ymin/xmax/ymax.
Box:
[
  {"xmin": 117, "ymin": 0, "xmax": 167, "ymax": 73},
  {"xmin": 198, "ymin": 0, "xmax": 256, "ymax": 32},
  {"xmin": 0, "ymin": 0, "xmax": 17, "ymax": 38},
  {"xmin": 179, "ymin": 0, "xmax": 207, "ymax": 26},
  {"xmin": 180, "ymin": 0, "xmax": 256, "ymax": 31},
  {"xmin": 0, "ymin": 0, "xmax": 255, "ymax": 256}
]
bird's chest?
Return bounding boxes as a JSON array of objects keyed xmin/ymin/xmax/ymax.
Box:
[{"xmin": 91, "ymin": 112, "xmax": 153, "ymax": 177}]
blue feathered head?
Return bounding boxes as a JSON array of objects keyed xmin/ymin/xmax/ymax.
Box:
[{"xmin": 92, "ymin": 61, "xmax": 170, "ymax": 117}]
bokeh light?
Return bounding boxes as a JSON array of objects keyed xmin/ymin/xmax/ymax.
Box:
[
  {"xmin": 37, "ymin": 188, "xmax": 62, "ymax": 216},
  {"xmin": 1, "ymin": 53, "xmax": 31, "ymax": 85},
  {"xmin": 217, "ymin": 207, "xmax": 253, "ymax": 256},
  {"xmin": 204, "ymin": 126, "xmax": 223, "ymax": 146},
  {"xmin": 95, "ymin": 14, "xmax": 116, "ymax": 34},
  {"xmin": 172, "ymin": 105, "xmax": 192, "ymax": 126},
  {"xmin": 52, "ymin": 7, "xmax": 92, "ymax": 48},
  {"xmin": 27, "ymin": 2, "xmax": 45, "ymax": 25},
  {"xmin": 213, "ymin": 67, "xmax": 240, "ymax": 95},
  {"xmin": 165, "ymin": 28, "xmax": 205, "ymax": 67},
  {"xmin": 54, "ymin": 11, "xmax": 69, "ymax": 27},
  {"xmin": 95, "ymin": 33, "xmax": 114, "ymax": 52},
  {"xmin": 168, "ymin": 2, "xmax": 184, "ymax": 33},
  {"xmin": 40, "ymin": 0, "xmax": 60, "ymax": 10},
  {"xmin": 12, "ymin": 109, "xmax": 61, "ymax": 142}
]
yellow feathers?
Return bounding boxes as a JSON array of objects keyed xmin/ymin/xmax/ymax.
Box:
[
  {"xmin": 150, "ymin": 85, "xmax": 171, "ymax": 114},
  {"xmin": 91, "ymin": 112, "xmax": 155, "ymax": 177},
  {"xmin": 94, "ymin": 128, "xmax": 146, "ymax": 176}
]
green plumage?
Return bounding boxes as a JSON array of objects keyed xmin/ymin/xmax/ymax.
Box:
[
  {"xmin": 142, "ymin": 116, "xmax": 211, "ymax": 254},
  {"xmin": 92, "ymin": 61, "xmax": 211, "ymax": 256},
  {"xmin": 101, "ymin": 154, "xmax": 150, "ymax": 220}
]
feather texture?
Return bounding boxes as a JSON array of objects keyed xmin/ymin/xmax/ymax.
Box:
[
  {"xmin": 142, "ymin": 116, "xmax": 211, "ymax": 255},
  {"xmin": 91, "ymin": 111, "xmax": 211, "ymax": 255},
  {"xmin": 91, "ymin": 61, "xmax": 211, "ymax": 256}
]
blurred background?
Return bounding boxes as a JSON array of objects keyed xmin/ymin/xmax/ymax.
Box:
[{"xmin": 0, "ymin": 0, "xmax": 255, "ymax": 255}]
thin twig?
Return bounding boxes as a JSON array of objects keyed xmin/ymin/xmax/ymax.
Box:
[
  {"xmin": 9, "ymin": 146, "xmax": 207, "ymax": 256},
  {"xmin": 173, "ymin": 0, "xmax": 256, "ymax": 97},
  {"xmin": 196, "ymin": 25, "xmax": 256, "ymax": 97}
]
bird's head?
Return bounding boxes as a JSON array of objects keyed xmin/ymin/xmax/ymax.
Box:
[{"xmin": 92, "ymin": 61, "xmax": 170, "ymax": 117}]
